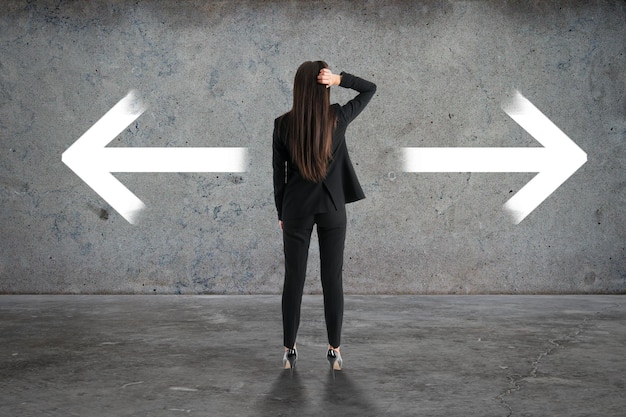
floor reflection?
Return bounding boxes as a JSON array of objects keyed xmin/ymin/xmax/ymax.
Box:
[
  {"xmin": 257, "ymin": 370, "xmax": 308, "ymax": 416},
  {"xmin": 257, "ymin": 368, "xmax": 382, "ymax": 416},
  {"xmin": 323, "ymin": 371, "xmax": 381, "ymax": 417}
]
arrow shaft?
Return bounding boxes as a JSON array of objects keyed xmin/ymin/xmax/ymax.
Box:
[
  {"xmin": 402, "ymin": 147, "xmax": 553, "ymax": 172},
  {"xmin": 98, "ymin": 147, "xmax": 248, "ymax": 172}
]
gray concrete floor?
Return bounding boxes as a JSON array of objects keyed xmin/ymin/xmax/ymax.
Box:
[{"xmin": 0, "ymin": 295, "xmax": 624, "ymax": 417}]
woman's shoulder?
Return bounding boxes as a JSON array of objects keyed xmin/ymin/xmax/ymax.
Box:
[
  {"xmin": 273, "ymin": 113, "xmax": 290, "ymax": 147},
  {"xmin": 275, "ymin": 111, "xmax": 290, "ymax": 123}
]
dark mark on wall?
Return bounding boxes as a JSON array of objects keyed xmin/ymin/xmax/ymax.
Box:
[{"xmin": 87, "ymin": 203, "xmax": 110, "ymax": 221}]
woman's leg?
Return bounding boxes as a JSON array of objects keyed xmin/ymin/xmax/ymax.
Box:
[
  {"xmin": 316, "ymin": 207, "xmax": 347, "ymax": 349},
  {"xmin": 281, "ymin": 216, "xmax": 314, "ymax": 349}
]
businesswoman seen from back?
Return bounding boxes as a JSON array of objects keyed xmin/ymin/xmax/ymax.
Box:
[{"xmin": 272, "ymin": 61, "xmax": 376, "ymax": 372}]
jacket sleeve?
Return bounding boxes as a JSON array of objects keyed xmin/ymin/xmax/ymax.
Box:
[
  {"xmin": 272, "ymin": 117, "xmax": 288, "ymax": 220},
  {"xmin": 337, "ymin": 72, "xmax": 377, "ymax": 124}
]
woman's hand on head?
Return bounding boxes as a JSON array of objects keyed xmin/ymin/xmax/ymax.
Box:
[{"xmin": 317, "ymin": 68, "xmax": 341, "ymax": 88}]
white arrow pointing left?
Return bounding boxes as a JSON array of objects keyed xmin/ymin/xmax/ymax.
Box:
[{"xmin": 62, "ymin": 90, "xmax": 248, "ymax": 224}]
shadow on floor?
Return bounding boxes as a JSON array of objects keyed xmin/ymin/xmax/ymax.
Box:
[{"xmin": 257, "ymin": 368, "xmax": 382, "ymax": 416}]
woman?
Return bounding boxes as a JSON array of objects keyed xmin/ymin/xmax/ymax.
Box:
[{"xmin": 272, "ymin": 61, "xmax": 376, "ymax": 371}]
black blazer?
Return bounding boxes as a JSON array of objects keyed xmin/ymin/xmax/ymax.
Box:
[{"xmin": 273, "ymin": 72, "xmax": 377, "ymax": 221}]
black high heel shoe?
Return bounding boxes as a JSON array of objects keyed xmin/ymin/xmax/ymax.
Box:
[
  {"xmin": 283, "ymin": 348, "xmax": 297, "ymax": 371},
  {"xmin": 327, "ymin": 348, "xmax": 342, "ymax": 376}
]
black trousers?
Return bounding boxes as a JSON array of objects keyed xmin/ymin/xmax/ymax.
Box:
[{"xmin": 282, "ymin": 207, "xmax": 347, "ymax": 349}]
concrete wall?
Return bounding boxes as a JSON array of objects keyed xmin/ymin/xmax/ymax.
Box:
[{"xmin": 1, "ymin": 0, "xmax": 624, "ymax": 294}]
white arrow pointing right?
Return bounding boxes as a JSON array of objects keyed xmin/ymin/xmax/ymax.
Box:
[{"xmin": 403, "ymin": 90, "xmax": 587, "ymax": 224}]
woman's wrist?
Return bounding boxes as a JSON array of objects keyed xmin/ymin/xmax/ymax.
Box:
[{"xmin": 334, "ymin": 74, "xmax": 342, "ymax": 86}]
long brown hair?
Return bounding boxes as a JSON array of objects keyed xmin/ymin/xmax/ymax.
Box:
[{"xmin": 288, "ymin": 61, "xmax": 336, "ymax": 182}]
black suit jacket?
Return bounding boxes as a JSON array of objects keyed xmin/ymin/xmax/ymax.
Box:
[{"xmin": 273, "ymin": 72, "xmax": 377, "ymax": 221}]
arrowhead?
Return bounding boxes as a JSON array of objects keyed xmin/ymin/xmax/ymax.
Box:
[
  {"xmin": 501, "ymin": 91, "xmax": 587, "ymax": 224},
  {"xmin": 62, "ymin": 91, "xmax": 147, "ymax": 224}
]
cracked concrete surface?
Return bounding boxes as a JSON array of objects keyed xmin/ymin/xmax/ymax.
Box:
[
  {"xmin": 496, "ymin": 307, "xmax": 614, "ymax": 416},
  {"xmin": 496, "ymin": 302, "xmax": 625, "ymax": 416},
  {"xmin": 1, "ymin": 295, "xmax": 624, "ymax": 416}
]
